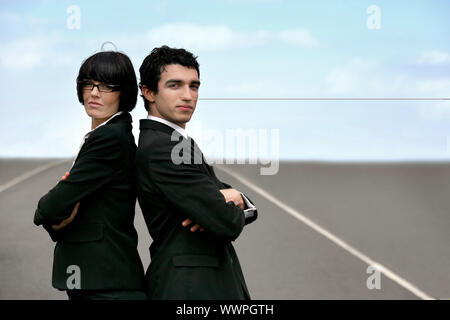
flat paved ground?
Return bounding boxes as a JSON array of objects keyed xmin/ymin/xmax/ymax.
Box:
[{"xmin": 1, "ymin": 158, "xmax": 449, "ymax": 299}]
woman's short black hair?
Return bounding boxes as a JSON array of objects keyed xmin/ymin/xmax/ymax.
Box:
[{"xmin": 76, "ymin": 51, "xmax": 138, "ymax": 112}]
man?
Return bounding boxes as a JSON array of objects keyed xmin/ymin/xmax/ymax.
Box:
[{"xmin": 136, "ymin": 46, "xmax": 257, "ymax": 299}]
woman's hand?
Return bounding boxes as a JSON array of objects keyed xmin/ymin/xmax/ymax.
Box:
[
  {"xmin": 182, "ymin": 219, "xmax": 205, "ymax": 232},
  {"xmin": 52, "ymin": 202, "xmax": 80, "ymax": 231}
]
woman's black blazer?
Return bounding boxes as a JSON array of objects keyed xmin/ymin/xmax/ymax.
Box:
[{"xmin": 34, "ymin": 112, "xmax": 144, "ymax": 290}]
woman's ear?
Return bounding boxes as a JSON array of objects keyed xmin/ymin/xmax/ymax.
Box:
[{"xmin": 141, "ymin": 85, "xmax": 156, "ymax": 103}]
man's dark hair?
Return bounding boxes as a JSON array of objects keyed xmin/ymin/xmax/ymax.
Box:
[
  {"xmin": 139, "ymin": 45, "xmax": 200, "ymax": 111},
  {"xmin": 76, "ymin": 51, "xmax": 138, "ymax": 112}
]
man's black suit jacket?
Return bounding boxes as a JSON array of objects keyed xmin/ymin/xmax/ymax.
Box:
[
  {"xmin": 135, "ymin": 119, "xmax": 257, "ymax": 300},
  {"xmin": 34, "ymin": 112, "xmax": 144, "ymax": 291}
]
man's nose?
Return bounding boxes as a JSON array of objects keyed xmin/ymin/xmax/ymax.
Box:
[{"xmin": 181, "ymin": 85, "xmax": 192, "ymax": 100}]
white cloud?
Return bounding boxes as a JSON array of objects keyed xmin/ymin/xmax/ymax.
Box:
[
  {"xmin": 0, "ymin": 33, "xmax": 87, "ymax": 70},
  {"xmin": 416, "ymin": 79, "xmax": 450, "ymax": 120},
  {"xmin": 0, "ymin": 36, "xmax": 48, "ymax": 69},
  {"xmin": 417, "ymin": 101, "xmax": 450, "ymax": 120},
  {"xmin": 417, "ymin": 79, "xmax": 450, "ymax": 93},
  {"xmin": 418, "ymin": 50, "xmax": 450, "ymax": 65},
  {"xmin": 324, "ymin": 57, "xmax": 450, "ymax": 119},
  {"xmin": 279, "ymin": 28, "xmax": 319, "ymax": 48},
  {"xmin": 145, "ymin": 23, "xmax": 235, "ymax": 51},
  {"xmin": 126, "ymin": 23, "xmax": 318, "ymax": 51},
  {"xmin": 0, "ymin": 11, "xmax": 48, "ymax": 28},
  {"xmin": 325, "ymin": 59, "xmax": 380, "ymax": 95},
  {"xmin": 324, "ymin": 57, "xmax": 450, "ymax": 97},
  {"xmin": 223, "ymin": 80, "xmax": 272, "ymax": 96}
]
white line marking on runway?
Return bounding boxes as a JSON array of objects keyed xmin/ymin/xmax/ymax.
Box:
[
  {"xmin": 0, "ymin": 159, "xmax": 69, "ymax": 193},
  {"xmin": 217, "ymin": 165, "xmax": 435, "ymax": 300}
]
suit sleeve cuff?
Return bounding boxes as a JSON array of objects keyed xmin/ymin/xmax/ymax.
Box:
[
  {"xmin": 240, "ymin": 192, "xmax": 256, "ymax": 211},
  {"xmin": 240, "ymin": 193, "xmax": 257, "ymax": 224}
]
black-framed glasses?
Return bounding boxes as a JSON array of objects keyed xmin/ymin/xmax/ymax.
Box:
[{"xmin": 80, "ymin": 81, "xmax": 120, "ymax": 93}]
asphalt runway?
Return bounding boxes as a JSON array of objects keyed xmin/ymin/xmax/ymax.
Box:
[{"xmin": 1, "ymin": 158, "xmax": 449, "ymax": 299}]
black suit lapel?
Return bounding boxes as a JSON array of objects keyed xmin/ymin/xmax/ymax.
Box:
[
  {"xmin": 190, "ymin": 137, "xmax": 215, "ymax": 177},
  {"xmin": 140, "ymin": 119, "xmax": 215, "ymax": 177},
  {"xmin": 77, "ymin": 112, "xmax": 131, "ymax": 160}
]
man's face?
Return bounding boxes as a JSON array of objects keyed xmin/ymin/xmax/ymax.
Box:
[{"xmin": 145, "ymin": 64, "xmax": 200, "ymax": 128}]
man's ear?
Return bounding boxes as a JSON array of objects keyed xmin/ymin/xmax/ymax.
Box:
[{"xmin": 141, "ymin": 85, "xmax": 156, "ymax": 103}]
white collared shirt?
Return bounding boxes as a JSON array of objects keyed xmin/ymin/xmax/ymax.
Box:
[
  {"xmin": 147, "ymin": 115, "xmax": 189, "ymax": 139},
  {"xmin": 71, "ymin": 111, "xmax": 124, "ymax": 168}
]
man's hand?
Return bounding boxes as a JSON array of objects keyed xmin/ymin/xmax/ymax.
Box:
[
  {"xmin": 182, "ymin": 219, "xmax": 205, "ymax": 232},
  {"xmin": 52, "ymin": 202, "xmax": 80, "ymax": 231},
  {"xmin": 219, "ymin": 188, "xmax": 245, "ymax": 210},
  {"xmin": 181, "ymin": 188, "xmax": 246, "ymax": 232}
]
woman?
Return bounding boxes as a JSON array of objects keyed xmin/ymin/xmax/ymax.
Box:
[{"xmin": 34, "ymin": 51, "xmax": 145, "ymax": 300}]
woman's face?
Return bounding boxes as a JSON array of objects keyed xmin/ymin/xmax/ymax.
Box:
[{"xmin": 82, "ymin": 80, "xmax": 120, "ymax": 125}]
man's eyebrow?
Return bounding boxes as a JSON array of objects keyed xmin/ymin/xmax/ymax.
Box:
[
  {"xmin": 165, "ymin": 79, "xmax": 201, "ymax": 85},
  {"xmin": 165, "ymin": 79, "xmax": 183, "ymax": 85}
]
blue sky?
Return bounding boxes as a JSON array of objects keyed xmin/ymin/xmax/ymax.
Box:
[{"xmin": 0, "ymin": 0, "xmax": 449, "ymax": 161}]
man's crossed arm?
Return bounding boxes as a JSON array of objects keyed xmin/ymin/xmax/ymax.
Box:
[{"xmin": 182, "ymin": 188, "xmax": 257, "ymax": 232}]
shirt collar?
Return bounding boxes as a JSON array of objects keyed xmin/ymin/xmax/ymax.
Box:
[
  {"xmin": 72, "ymin": 111, "xmax": 124, "ymax": 169},
  {"xmin": 84, "ymin": 111, "xmax": 123, "ymax": 138},
  {"xmin": 147, "ymin": 115, "xmax": 189, "ymax": 139}
]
